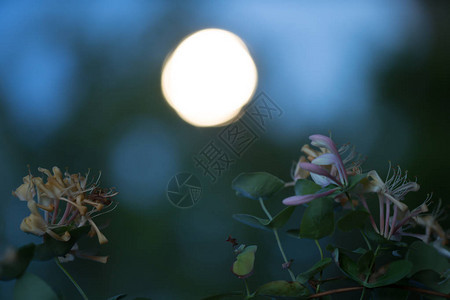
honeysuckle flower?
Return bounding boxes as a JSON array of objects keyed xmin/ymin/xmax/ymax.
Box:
[
  {"xmin": 414, "ymin": 200, "xmax": 447, "ymax": 244},
  {"xmin": 13, "ymin": 167, "xmax": 118, "ymax": 246},
  {"xmin": 297, "ymin": 135, "xmax": 364, "ymax": 188},
  {"xmin": 292, "ymin": 156, "xmax": 309, "ymax": 181},
  {"xmin": 299, "ymin": 161, "xmax": 342, "ymax": 187},
  {"xmin": 284, "ymin": 134, "xmax": 365, "ymax": 206},
  {"xmin": 360, "ymin": 165, "xmax": 420, "ymax": 238},
  {"xmin": 300, "ymin": 144, "xmax": 328, "ymax": 162},
  {"xmin": 12, "ymin": 175, "xmax": 35, "ymax": 202},
  {"xmin": 58, "ymin": 244, "xmax": 109, "ymax": 264},
  {"xmin": 309, "ymin": 134, "xmax": 348, "ymax": 186},
  {"xmin": 20, "ymin": 200, "xmax": 71, "ymax": 241},
  {"xmin": 282, "ymin": 188, "xmax": 339, "ymax": 206},
  {"xmin": 364, "ymin": 166, "xmax": 419, "ymax": 212}
]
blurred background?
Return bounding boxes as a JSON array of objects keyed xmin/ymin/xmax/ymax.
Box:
[{"xmin": 0, "ymin": 1, "xmax": 449, "ymax": 299}]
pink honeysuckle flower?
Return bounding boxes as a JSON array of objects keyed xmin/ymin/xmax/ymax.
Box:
[
  {"xmin": 282, "ymin": 188, "xmax": 339, "ymax": 206},
  {"xmin": 309, "ymin": 135, "xmax": 348, "ymax": 185},
  {"xmin": 299, "ymin": 162, "xmax": 341, "ymax": 187}
]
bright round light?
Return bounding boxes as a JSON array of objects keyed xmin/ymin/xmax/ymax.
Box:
[{"xmin": 161, "ymin": 28, "xmax": 258, "ymax": 127}]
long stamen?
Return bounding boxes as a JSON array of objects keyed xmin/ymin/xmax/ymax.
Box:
[
  {"xmin": 58, "ymin": 203, "xmax": 73, "ymax": 225},
  {"xmin": 51, "ymin": 198, "xmax": 59, "ymax": 224},
  {"xmin": 59, "ymin": 197, "xmax": 87, "ymax": 215},
  {"xmin": 360, "ymin": 195, "xmax": 379, "ymax": 233},
  {"xmin": 83, "ymin": 199, "xmax": 104, "ymax": 211},
  {"xmin": 379, "ymin": 194, "xmax": 385, "ymax": 235},
  {"xmin": 67, "ymin": 210, "xmax": 80, "ymax": 224},
  {"xmin": 388, "ymin": 205, "xmax": 398, "ymax": 239},
  {"xmin": 384, "ymin": 199, "xmax": 391, "ymax": 238}
]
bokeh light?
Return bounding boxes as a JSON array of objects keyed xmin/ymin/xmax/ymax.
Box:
[{"xmin": 161, "ymin": 28, "xmax": 258, "ymax": 127}]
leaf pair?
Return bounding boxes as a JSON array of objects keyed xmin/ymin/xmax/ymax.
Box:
[
  {"xmin": 232, "ymin": 172, "xmax": 285, "ymax": 201},
  {"xmin": 232, "ymin": 206, "xmax": 295, "ymax": 231},
  {"xmin": 331, "ymin": 247, "xmax": 412, "ymax": 288}
]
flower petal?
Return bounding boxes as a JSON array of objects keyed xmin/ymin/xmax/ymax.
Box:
[
  {"xmin": 300, "ymin": 162, "xmax": 341, "ymax": 186},
  {"xmin": 309, "ymin": 135, "xmax": 339, "ymax": 156},
  {"xmin": 309, "ymin": 135, "xmax": 348, "ymax": 185},
  {"xmin": 310, "ymin": 173, "xmax": 334, "ymax": 187},
  {"xmin": 282, "ymin": 189, "xmax": 337, "ymax": 206}
]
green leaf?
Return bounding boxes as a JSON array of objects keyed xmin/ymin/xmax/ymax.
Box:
[
  {"xmin": 332, "ymin": 248, "xmax": 363, "ymax": 284},
  {"xmin": 299, "ymin": 198, "xmax": 334, "ymax": 240},
  {"xmin": 295, "ymin": 179, "xmax": 321, "ymax": 196},
  {"xmin": 14, "ymin": 272, "xmax": 58, "ymax": 300},
  {"xmin": 332, "ymin": 247, "xmax": 412, "ymax": 288},
  {"xmin": 364, "ymin": 226, "xmax": 407, "ymax": 248},
  {"xmin": 337, "ymin": 209, "xmax": 370, "ymax": 232},
  {"xmin": 232, "ymin": 214, "xmax": 270, "ymax": 231},
  {"xmin": 232, "ymin": 172, "xmax": 285, "ymax": 200},
  {"xmin": 232, "ymin": 245, "xmax": 257, "ymax": 278},
  {"xmin": 357, "ymin": 250, "xmax": 374, "ymax": 275},
  {"xmin": 413, "ymin": 270, "xmax": 450, "ymax": 300},
  {"xmin": 365, "ymin": 260, "xmax": 412, "ymax": 288},
  {"xmin": 256, "ymin": 280, "xmax": 310, "ymax": 298},
  {"xmin": 345, "ymin": 173, "xmax": 367, "ymax": 191},
  {"xmin": 269, "ymin": 206, "xmax": 296, "ymax": 229},
  {"xmin": 34, "ymin": 226, "xmax": 90, "ymax": 261},
  {"xmin": 0, "ymin": 244, "xmax": 35, "ymax": 281},
  {"xmin": 286, "ymin": 229, "xmax": 301, "ymax": 239},
  {"xmin": 405, "ymin": 241, "xmax": 450, "ymax": 277},
  {"xmin": 108, "ymin": 295, "xmax": 127, "ymax": 300},
  {"xmin": 352, "ymin": 248, "xmax": 368, "ymax": 255},
  {"xmin": 201, "ymin": 292, "xmax": 244, "ymax": 300},
  {"xmin": 233, "ymin": 207, "xmax": 295, "ymax": 231},
  {"xmin": 296, "ymin": 258, "xmax": 332, "ymax": 284}
]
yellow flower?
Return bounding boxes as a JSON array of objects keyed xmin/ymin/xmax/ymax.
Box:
[
  {"xmin": 12, "ymin": 175, "xmax": 35, "ymax": 202},
  {"xmin": 13, "ymin": 166, "xmax": 117, "ymax": 245}
]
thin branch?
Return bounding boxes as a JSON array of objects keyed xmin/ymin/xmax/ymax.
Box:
[
  {"xmin": 308, "ymin": 286, "xmax": 363, "ymax": 298},
  {"xmin": 307, "ymin": 284, "xmax": 450, "ymax": 299},
  {"xmin": 392, "ymin": 285, "xmax": 450, "ymax": 299}
]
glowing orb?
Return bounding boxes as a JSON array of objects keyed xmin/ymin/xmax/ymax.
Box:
[{"xmin": 161, "ymin": 28, "xmax": 258, "ymax": 127}]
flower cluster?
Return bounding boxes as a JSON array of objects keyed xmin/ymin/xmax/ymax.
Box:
[
  {"xmin": 284, "ymin": 134, "xmax": 447, "ymax": 246},
  {"xmin": 13, "ymin": 166, "xmax": 118, "ymax": 245}
]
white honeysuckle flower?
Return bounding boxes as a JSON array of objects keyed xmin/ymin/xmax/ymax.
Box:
[{"xmin": 365, "ymin": 166, "xmax": 419, "ymax": 212}]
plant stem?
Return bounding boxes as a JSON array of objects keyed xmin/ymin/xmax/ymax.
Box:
[
  {"xmin": 243, "ymin": 279, "xmax": 250, "ymax": 298},
  {"xmin": 284, "ymin": 181, "xmax": 295, "ymax": 187},
  {"xmin": 274, "ymin": 228, "xmax": 296, "ymax": 281},
  {"xmin": 314, "ymin": 239, "xmax": 323, "ymax": 260},
  {"xmin": 55, "ymin": 258, "xmax": 88, "ymax": 300},
  {"xmin": 308, "ymin": 285, "xmax": 450, "ymax": 299},
  {"xmin": 259, "ymin": 198, "xmax": 296, "ymax": 281},
  {"xmin": 364, "ymin": 245, "xmax": 380, "ymax": 283},
  {"xmin": 360, "ymin": 230, "xmax": 372, "ymax": 251},
  {"xmin": 359, "ymin": 287, "xmax": 366, "ymax": 300},
  {"xmin": 308, "ymin": 286, "xmax": 364, "ymax": 298},
  {"xmin": 314, "ymin": 240, "xmax": 324, "ymax": 293},
  {"xmin": 318, "ymin": 276, "xmax": 346, "ymax": 283},
  {"xmin": 259, "ymin": 198, "xmax": 272, "ymax": 221}
]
